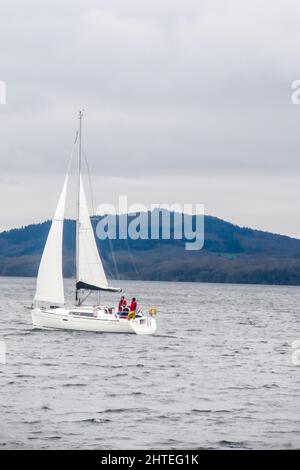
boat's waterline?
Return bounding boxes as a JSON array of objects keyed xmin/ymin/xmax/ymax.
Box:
[{"xmin": 31, "ymin": 307, "xmax": 157, "ymax": 335}]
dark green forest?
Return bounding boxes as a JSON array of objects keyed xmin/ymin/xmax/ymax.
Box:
[{"xmin": 1, "ymin": 211, "xmax": 300, "ymax": 285}]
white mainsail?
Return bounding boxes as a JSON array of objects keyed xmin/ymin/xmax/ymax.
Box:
[
  {"xmin": 76, "ymin": 175, "xmax": 112, "ymax": 291},
  {"xmin": 34, "ymin": 175, "xmax": 68, "ymax": 304}
]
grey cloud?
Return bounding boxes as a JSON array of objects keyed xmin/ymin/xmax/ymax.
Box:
[{"xmin": 0, "ymin": 0, "xmax": 300, "ymax": 235}]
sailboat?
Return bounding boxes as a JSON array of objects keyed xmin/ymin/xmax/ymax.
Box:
[{"xmin": 31, "ymin": 111, "xmax": 157, "ymax": 335}]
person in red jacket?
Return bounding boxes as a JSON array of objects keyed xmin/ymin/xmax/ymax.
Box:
[
  {"xmin": 129, "ymin": 297, "xmax": 137, "ymax": 312},
  {"xmin": 118, "ymin": 296, "xmax": 127, "ymax": 312}
]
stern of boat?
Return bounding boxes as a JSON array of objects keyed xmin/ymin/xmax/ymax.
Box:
[{"xmin": 130, "ymin": 315, "xmax": 157, "ymax": 335}]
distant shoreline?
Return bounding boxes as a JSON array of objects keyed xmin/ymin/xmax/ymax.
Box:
[
  {"xmin": 1, "ymin": 213, "xmax": 300, "ymax": 287},
  {"xmin": 1, "ymin": 274, "xmax": 300, "ymax": 289}
]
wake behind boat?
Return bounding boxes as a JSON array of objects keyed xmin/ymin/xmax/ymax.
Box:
[{"xmin": 31, "ymin": 111, "xmax": 157, "ymax": 335}]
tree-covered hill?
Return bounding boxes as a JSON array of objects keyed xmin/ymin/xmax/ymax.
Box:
[{"xmin": 1, "ymin": 212, "xmax": 300, "ymax": 285}]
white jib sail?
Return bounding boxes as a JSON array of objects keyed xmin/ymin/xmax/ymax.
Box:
[
  {"xmin": 34, "ymin": 175, "xmax": 68, "ymax": 304},
  {"xmin": 77, "ymin": 175, "xmax": 109, "ymax": 290}
]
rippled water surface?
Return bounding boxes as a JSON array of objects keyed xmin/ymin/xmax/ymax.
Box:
[{"xmin": 1, "ymin": 276, "xmax": 300, "ymax": 449}]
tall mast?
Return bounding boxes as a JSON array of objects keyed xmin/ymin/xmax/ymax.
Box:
[{"xmin": 76, "ymin": 110, "xmax": 83, "ymax": 303}]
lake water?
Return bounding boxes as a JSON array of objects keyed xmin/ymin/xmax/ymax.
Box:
[{"xmin": 0, "ymin": 276, "xmax": 300, "ymax": 449}]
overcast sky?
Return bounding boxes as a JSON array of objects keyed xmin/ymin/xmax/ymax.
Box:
[{"xmin": 1, "ymin": 0, "xmax": 300, "ymax": 237}]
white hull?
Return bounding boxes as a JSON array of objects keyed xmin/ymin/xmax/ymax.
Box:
[{"xmin": 31, "ymin": 307, "xmax": 157, "ymax": 335}]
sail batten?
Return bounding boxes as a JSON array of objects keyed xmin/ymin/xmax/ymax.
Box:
[{"xmin": 34, "ymin": 175, "xmax": 68, "ymax": 304}]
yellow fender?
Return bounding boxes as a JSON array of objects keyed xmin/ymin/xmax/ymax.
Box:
[
  {"xmin": 128, "ymin": 311, "xmax": 136, "ymax": 320},
  {"xmin": 149, "ymin": 307, "xmax": 157, "ymax": 316}
]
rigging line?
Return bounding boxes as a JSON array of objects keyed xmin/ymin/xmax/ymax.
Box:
[
  {"xmin": 77, "ymin": 130, "xmax": 120, "ymax": 284},
  {"xmin": 98, "ymin": 241, "xmax": 114, "ymax": 278},
  {"xmin": 82, "ymin": 147, "xmax": 95, "ymax": 217},
  {"xmin": 56, "ymin": 130, "xmax": 79, "ymax": 287},
  {"xmin": 125, "ymin": 236, "xmax": 141, "ymax": 280},
  {"xmin": 79, "ymin": 290, "xmax": 92, "ymax": 306},
  {"xmin": 80, "ymin": 146, "xmax": 118, "ymax": 281},
  {"xmin": 101, "ymin": 255, "xmax": 114, "ymax": 280},
  {"xmin": 71, "ymin": 219, "xmax": 76, "ymax": 281},
  {"xmin": 63, "ymin": 128, "xmax": 80, "ymax": 285},
  {"xmin": 107, "ymin": 235, "xmax": 120, "ymax": 280},
  {"xmin": 65, "ymin": 129, "xmax": 79, "ymax": 175}
]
